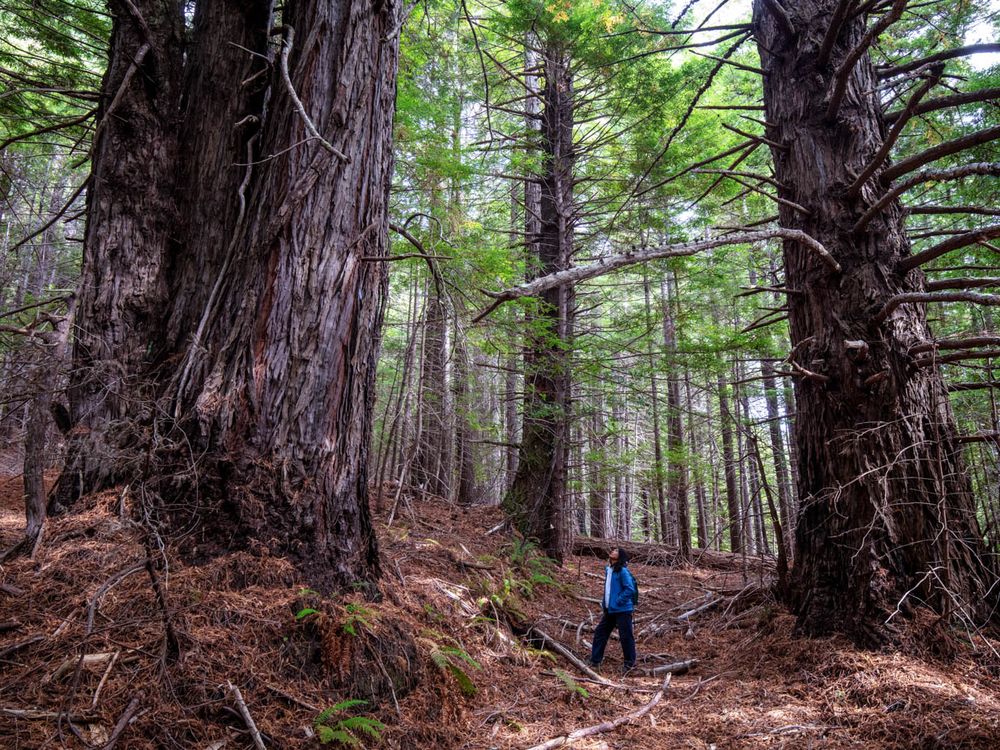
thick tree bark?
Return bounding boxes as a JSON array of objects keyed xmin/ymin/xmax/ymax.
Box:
[
  {"xmin": 62, "ymin": 0, "xmax": 401, "ymax": 591},
  {"xmin": 754, "ymin": 0, "xmax": 996, "ymax": 642},
  {"xmin": 505, "ymin": 42, "xmax": 575, "ymax": 562},
  {"xmin": 57, "ymin": 0, "xmax": 185, "ymax": 507}
]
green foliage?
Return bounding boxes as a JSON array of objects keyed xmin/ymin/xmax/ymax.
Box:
[
  {"xmin": 553, "ymin": 668, "xmax": 589, "ymax": 700},
  {"xmin": 421, "ymin": 629, "xmax": 482, "ymax": 696},
  {"xmin": 314, "ymin": 700, "xmax": 385, "ymax": 747},
  {"xmin": 341, "ymin": 603, "xmax": 376, "ymax": 637}
]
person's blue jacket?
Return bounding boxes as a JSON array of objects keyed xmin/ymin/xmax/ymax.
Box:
[{"xmin": 603, "ymin": 565, "xmax": 636, "ymax": 613}]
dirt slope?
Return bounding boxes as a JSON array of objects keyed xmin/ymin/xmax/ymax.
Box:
[{"xmin": 1, "ymin": 485, "xmax": 998, "ymax": 749}]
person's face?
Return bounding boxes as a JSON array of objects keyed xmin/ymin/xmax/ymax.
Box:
[{"xmin": 608, "ymin": 549, "xmax": 619, "ymax": 566}]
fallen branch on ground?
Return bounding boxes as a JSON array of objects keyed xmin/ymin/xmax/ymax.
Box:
[
  {"xmin": 226, "ymin": 681, "xmax": 267, "ymax": 750},
  {"xmin": 525, "ymin": 673, "xmax": 672, "ymax": 750},
  {"xmin": 528, "ymin": 626, "xmax": 615, "ymax": 687}
]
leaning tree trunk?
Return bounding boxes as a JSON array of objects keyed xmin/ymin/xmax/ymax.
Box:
[
  {"xmin": 754, "ymin": 0, "xmax": 995, "ymax": 643},
  {"xmin": 504, "ymin": 41, "xmax": 575, "ymax": 562}
]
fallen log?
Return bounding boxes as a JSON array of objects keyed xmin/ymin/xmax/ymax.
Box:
[{"xmin": 573, "ymin": 537, "xmax": 776, "ymax": 573}]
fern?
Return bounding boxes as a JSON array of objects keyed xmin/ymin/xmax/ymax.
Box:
[
  {"xmin": 427, "ymin": 641, "xmax": 482, "ymax": 696},
  {"xmin": 314, "ymin": 699, "xmax": 384, "ymax": 747},
  {"xmin": 554, "ymin": 668, "xmax": 589, "ymax": 700}
]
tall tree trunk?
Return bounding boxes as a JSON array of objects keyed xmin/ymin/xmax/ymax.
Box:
[
  {"xmin": 662, "ymin": 274, "xmax": 689, "ymax": 558},
  {"xmin": 588, "ymin": 393, "xmax": 609, "ymax": 537},
  {"xmin": 754, "ymin": 0, "xmax": 996, "ymax": 642},
  {"xmin": 56, "ymin": 0, "xmax": 185, "ymax": 507},
  {"xmin": 63, "ymin": 0, "xmax": 402, "ymax": 591},
  {"xmin": 762, "ymin": 360, "xmax": 793, "ymax": 560},
  {"xmin": 642, "ymin": 269, "xmax": 669, "ymax": 544},
  {"xmin": 505, "ymin": 41, "xmax": 575, "ymax": 562},
  {"xmin": 717, "ymin": 368, "xmax": 742, "ymax": 553},
  {"xmin": 411, "ymin": 291, "xmax": 449, "ymax": 497}
]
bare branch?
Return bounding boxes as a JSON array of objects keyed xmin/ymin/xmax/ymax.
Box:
[
  {"xmin": 898, "ymin": 224, "xmax": 1000, "ymax": 272},
  {"xmin": 878, "ymin": 43, "xmax": 1000, "ymax": 78},
  {"xmin": 875, "ymin": 291, "xmax": 1000, "ymax": 325},
  {"xmin": 910, "ymin": 335, "xmax": 1000, "ymax": 355},
  {"xmin": 907, "ymin": 204, "xmax": 1000, "ymax": 217},
  {"xmin": 884, "ymin": 87, "xmax": 1000, "ymax": 124},
  {"xmin": 826, "ymin": 0, "xmax": 908, "ymax": 121},
  {"xmin": 473, "ymin": 229, "xmax": 838, "ymax": 322},
  {"xmin": 847, "ymin": 63, "xmax": 943, "ymax": 198},
  {"xmin": 924, "ymin": 277, "xmax": 1000, "ymax": 292},
  {"xmin": 853, "ymin": 162, "xmax": 1000, "ymax": 233},
  {"xmin": 881, "ymin": 125, "xmax": 1000, "ymax": 184},
  {"xmin": 916, "ymin": 349, "xmax": 1000, "ymax": 367},
  {"xmin": 277, "ymin": 26, "xmax": 348, "ymax": 161},
  {"xmin": 816, "ymin": 0, "xmax": 857, "ymax": 70}
]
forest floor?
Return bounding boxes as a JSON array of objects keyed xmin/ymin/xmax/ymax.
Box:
[{"xmin": 2, "ymin": 474, "xmax": 1000, "ymax": 749}]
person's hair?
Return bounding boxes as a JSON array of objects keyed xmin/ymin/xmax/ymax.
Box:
[{"xmin": 613, "ymin": 547, "xmax": 629, "ymax": 572}]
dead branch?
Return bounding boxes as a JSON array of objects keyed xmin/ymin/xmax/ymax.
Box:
[
  {"xmin": 881, "ymin": 125, "xmax": 1000, "ymax": 184},
  {"xmin": 899, "ymin": 224, "xmax": 1000, "ymax": 272},
  {"xmin": 848, "ymin": 63, "xmax": 943, "ymax": 197},
  {"xmin": 885, "ymin": 86, "xmax": 1000, "ymax": 124},
  {"xmin": 816, "ymin": 0, "xmax": 856, "ymax": 69},
  {"xmin": 528, "ymin": 626, "xmax": 615, "ymax": 687},
  {"xmin": 826, "ymin": 0, "xmax": 908, "ymax": 121},
  {"xmin": 0, "ymin": 707, "xmax": 98, "ymax": 722},
  {"xmin": 949, "ymin": 381, "xmax": 1000, "ymax": 392},
  {"xmin": 876, "ymin": 291, "xmax": 1000, "ymax": 325},
  {"xmin": 646, "ymin": 659, "xmax": 698, "ymax": 676},
  {"xmin": 907, "ymin": 204, "xmax": 1000, "ymax": 217},
  {"xmin": 227, "ymin": 681, "xmax": 267, "ymax": 750},
  {"xmin": 854, "ymin": 162, "xmax": 1000, "ymax": 233},
  {"xmin": 102, "ymin": 695, "xmax": 142, "ymax": 750},
  {"xmin": 276, "ymin": 26, "xmax": 348, "ymax": 161},
  {"xmin": 878, "ymin": 43, "xmax": 1000, "ymax": 78},
  {"xmin": 473, "ymin": 229, "xmax": 837, "ymax": 322},
  {"xmin": 910, "ymin": 335, "xmax": 1000, "ymax": 355},
  {"xmin": 915, "ymin": 348, "xmax": 1000, "ymax": 367},
  {"xmin": 925, "ymin": 277, "xmax": 1000, "ymax": 292},
  {"xmin": 526, "ymin": 673, "xmax": 672, "ymax": 750}
]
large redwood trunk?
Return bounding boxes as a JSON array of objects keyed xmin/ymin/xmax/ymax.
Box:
[
  {"xmin": 753, "ymin": 0, "xmax": 995, "ymax": 642},
  {"xmin": 60, "ymin": 0, "xmax": 401, "ymax": 590},
  {"xmin": 56, "ymin": 0, "xmax": 184, "ymax": 506},
  {"xmin": 504, "ymin": 42, "xmax": 575, "ymax": 562}
]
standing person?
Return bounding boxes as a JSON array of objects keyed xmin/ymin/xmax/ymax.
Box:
[{"xmin": 589, "ymin": 547, "xmax": 637, "ymax": 675}]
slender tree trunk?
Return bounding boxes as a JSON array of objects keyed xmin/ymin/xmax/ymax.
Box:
[
  {"xmin": 754, "ymin": 0, "xmax": 996, "ymax": 641},
  {"xmin": 588, "ymin": 393, "xmax": 609, "ymax": 537},
  {"xmin": 717, "ymin": 369, "xmax": 742, "ymax": 553},
  {"xmin": 662, "ymin": 274, "xmax": 689, "ymax": 558},
  {"xmin": 505, "ymin": 41, "xmax": 575, "ymax": 562},
  {"xmin": 642, "ymin": 269, "xmax": 669, "ymax": 544},
  {"xmin": 412, "ymin": 291, "xmax": 449, "ymax": 497}
]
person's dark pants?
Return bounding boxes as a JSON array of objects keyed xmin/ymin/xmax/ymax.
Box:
[{"xmin": 590, "ymin": 610, "xmax": 636, "ymax": 669}]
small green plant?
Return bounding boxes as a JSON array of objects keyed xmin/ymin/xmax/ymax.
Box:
[
  {"xmin": 553, "ymin": 668, "xmax": 589, "ymax": 700},
  {"xmin": 313, "ymin": 699, "xmax": 384, "ymax": 747},
  {"xmin": 422, "ymin": 630, "xmax": 481, "ymax": 696},
  {"xmin": 341, "ymin": 603, "xmax": 375, "ymax": 636}
]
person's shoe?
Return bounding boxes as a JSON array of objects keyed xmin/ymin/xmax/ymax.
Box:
[
  {"xmin": 588, "ymin": 661, "xmax": 602, "ymax": 673},
  {"xmin": 621, "ymin": 665, "xmax": 636, "ymax": 677}
]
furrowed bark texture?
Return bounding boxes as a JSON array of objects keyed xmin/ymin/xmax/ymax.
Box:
[
  {"xmin": 63, "ymin": 0, "xmax": 401, "ymax": 592},
  {"xmin": 58, "ymin": 0, "xmax": 185, "ymax": 506},
  {"xmin": 172, "ymin": 0, "xmax": 399, "ymax": 586},
  {"xmin": 505, "ymin": 43, "xmax": 574, "ymax": 562},
  {"xmin": 753, "ymin": 0, "xmax": 995, "ymax": 643}
]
